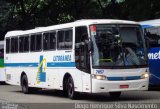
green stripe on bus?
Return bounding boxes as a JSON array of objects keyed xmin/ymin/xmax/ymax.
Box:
[{"xmin": 0, "ymin": 58, "xmax": 4, "ymax": 67}]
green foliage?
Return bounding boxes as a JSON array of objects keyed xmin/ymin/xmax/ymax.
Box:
[{"xmin": 0, "ymin": 0, "xmax": 160, "ymax": 40}]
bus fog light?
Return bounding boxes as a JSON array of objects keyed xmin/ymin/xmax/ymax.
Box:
[
  {"xmin": 141, "ymin": 73, "xmax": 149, "ymax": 79},
  {"xmin": 92, "ymin": 75, "xmax": 106, "ymax": 80}
]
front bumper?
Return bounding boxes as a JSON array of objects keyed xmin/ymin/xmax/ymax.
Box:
[{"xmin": 92, "ymin": 78, "xmax": 149, "ymax": 93}]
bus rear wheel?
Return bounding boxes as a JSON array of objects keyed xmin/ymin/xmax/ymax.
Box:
[
  {"xmin": 21, "ymin": 75, "xmax": 29, "ymax": 94},
  {"xmin": 109, "ymin": 92, "xmax": 121, "ymax": 99},
  {"xmin": 67, "ymin": 76, "xmax": 78, "ymax": 99},
  {"xmin": 21, "ymin": 75, "xmax": 36, "ymax": 94}
]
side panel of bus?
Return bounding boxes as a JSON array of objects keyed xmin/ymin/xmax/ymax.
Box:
[
  {"xmin": 4, "ymin": 27, "xmax": 86, "ymax": 92},
  {"xmin": 148, "ymin": 47, "xmax": 160, "ymax": 85}
]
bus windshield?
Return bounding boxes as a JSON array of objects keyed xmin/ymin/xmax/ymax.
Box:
[{"xmin": 90, "ymin": 24, "xmax": 147, "ymax": 68}]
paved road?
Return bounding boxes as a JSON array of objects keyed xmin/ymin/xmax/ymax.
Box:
[{"xmin": 0, "ymin": 84, "xmax": 160, "ymax": 109}]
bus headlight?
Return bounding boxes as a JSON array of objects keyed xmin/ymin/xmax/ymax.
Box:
[
  {"xmin": 92, "ymin": 75, "xmax": 106, "ymax": 80},
  {"xmin": 141, "ymin": 73, "xmax": 149, "ymax": 79}
]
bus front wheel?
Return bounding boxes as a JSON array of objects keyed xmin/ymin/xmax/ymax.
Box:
[
  {"xmin": 109, "ymin": 92, "xmax": 121, "ymax": 98},
  {"xmin": 67, "ymin": 76, "xmax": 78, "ymax": 99}
]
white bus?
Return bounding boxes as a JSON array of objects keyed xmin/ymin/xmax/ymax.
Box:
[
  {"xmin": 0, "ymin": 41, "xmax": 5, "ymax": 82},
  {"xmin": 5, "ymin": 19, "xmax": 149, "ymax": 99}
]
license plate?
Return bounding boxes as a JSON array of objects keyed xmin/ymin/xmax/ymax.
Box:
[{"xmin": 120, "ymin": 85, "xmax": 129, "ymax": 88}]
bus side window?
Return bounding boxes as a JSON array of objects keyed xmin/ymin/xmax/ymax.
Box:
[
  {"xmin": 57, "ymin": 31, "xmax": 65, "ymax": 49},
  {"xmin": 6, "ymin": 38, "xmax": 10, "ymax": 53},
  {"xmin": 57, "ymin": 29, "xmax": 73, "ymax": 50},
  {"xmin": 11, "ymin": 37, "xmax": 18, "ymax": 53},
  {"xmin": 30, "ymin": 35, "xmax": 36, "ymax": 51},
  {"xmin": 43, "ymin": 33, "xmax": 50, "ymax": 50},
  {"xmin": 64, "ymin": 29, "xmax": 72, "ymax": 49},
  {"xmin": 19, "ymin": 36, "xmax": 24, "ymax": 52},
  {"xmin": 43, "ymin": 32, "xmax": 56, "ymax": 51},
  {"xmin": 24, "ymin": 36, "xmax": 29, "ymax": 52},
  {"xmin": 75, "ymin": 26, "xmax": 90, "ymax": 73},
  {"xmin": 35, "ymin": 34, "xmax": 42, "ymax": 51},
  {"xmin": 49, "ymin": 32, "xmax": 56, "ymax": 50},
  {"xmin": 145, "ymin": 28, "xmax": 160, "ymax": 48},
  {"xmin": 30, "ymin": 34, "xmax": 42, "ymax": 52}
]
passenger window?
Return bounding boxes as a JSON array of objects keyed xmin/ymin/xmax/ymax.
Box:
[
  {"xmin": 24, "ymin": 36, "xmax": 29, "ymax": 52},
  {"xmin": 30, "ymin": 35, "xmax": 36, "ymax": 51},
  {"xmin": 14, "ymin": 37, "xmax": 18, "ymax": 53},
  {"xmin": 65, "ymin": 30, "xmax": 72, "ymax": 49},
  {"xmin": 43, "ymin": 32, "xmax": 56, "ymax": 50},
  {"xmin": 19, "ymin": 37, "xmax": 24, "ymax": 52},
  {"xmin": 49, "ymin": 32, "xmax": 56, "ymax": 49},
  {"xmin": 30, "ymin": 34, "xmax": 42, "ymax": 52},
  {"xmin": 36, "ymin": 34, "xmax": 42, "ymax": 51},
  {"xmin": 43, "ymin": 33, "xmax": 49, "ymax": 50},
  {"xmin": 11, "ymin": 37, "xmax": 18, "ymax": 53},
  {"xmin": 19, "ymin": 36, "xmax": 29, "ymax": 53},
  {"xmin": 57, "ymin": 31, "xmax": 65, "ymax": 49},
  {"xmin": 57, "ymin": 29, "xmax": 73, "ymax": 50},
  {"xmin": 6, "ymin": 38, "xmax": 10, "ymax": 53},
  {"xmin": 145, "ymin": 28, "xmax": 160, "ymax": 48}
]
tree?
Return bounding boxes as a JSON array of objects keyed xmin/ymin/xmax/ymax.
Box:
[{"xmin": 1, "ymin": 0, "xmax": 160, "ymax": 40}]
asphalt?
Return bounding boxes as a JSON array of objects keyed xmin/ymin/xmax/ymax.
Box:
[{"xmin": 0, "ymin": 84, "xmax": 160, "ymax": 109}]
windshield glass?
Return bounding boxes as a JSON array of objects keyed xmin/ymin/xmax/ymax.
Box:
[{"xmin": 90, "ymin": 24, "xmax": 147, "ymax": 68}]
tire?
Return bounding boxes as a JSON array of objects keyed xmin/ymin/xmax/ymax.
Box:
[
  {"xmin": 109, "ymin": 92, "xmax": 121, "ymax": 99},
  {"xmin": 63, "ymin": 78, "xmax": 68, "ymax": 97},
  {"xmin": 21, "ymin": 75, "xmax": 35, "ymax": 94},
  {"xmin": 67, "ymin": 76, "xmax": 78, "ymax": 99}
]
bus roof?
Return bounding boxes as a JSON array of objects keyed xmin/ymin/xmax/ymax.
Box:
[
  {"xmin": 140, "ymin": 19, "xmax": 160, "ymax": 29},
  {"xmin": 5, "ymin": 19, "xmax": 138, "ymax": 37}
]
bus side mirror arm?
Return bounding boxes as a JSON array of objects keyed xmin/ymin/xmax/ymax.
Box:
[
  {"xmin": 145, "ymin": 37, "xmax": 150, "ymax": 48},
  {"xmin": 87, "ymin": 41, "xmax": 92, "ymax": 52}
]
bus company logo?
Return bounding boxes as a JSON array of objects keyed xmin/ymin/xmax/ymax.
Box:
[
  {"xmin": 53, "ymin": 55, "xmax": 71, "ymax": 62},
  {"xmin": 36, "ymin": 56, "xmax": 46, "ymax": 84},
  {"xmin": 148, "ymin": 51, "xmax": 160, "ymax": 60},
  {"xmin": 96, "ymin": 70, "xmax": 104, "ymax": 74}
]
